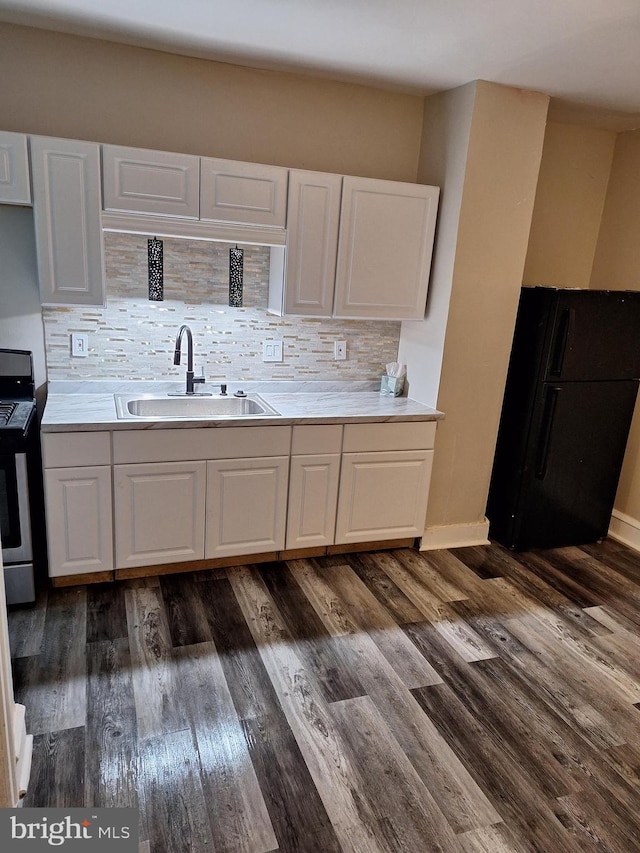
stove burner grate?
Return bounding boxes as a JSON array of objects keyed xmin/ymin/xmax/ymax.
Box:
[{"xmin": 0, "ymin": 402, "xmax": 17, "ymax": 426}]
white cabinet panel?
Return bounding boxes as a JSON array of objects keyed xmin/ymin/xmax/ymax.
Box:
[
  {"xmin": 200, "ymin": 157, "xmax": 288, "ymax": 226},
  {"xmin": 334, "ymin": 176, "xmax": 439, "ymax": 320},
  {"xmin": 286, "ymin": 454, "xmax": 340, "ymax": 549},
  {"xmin": 206, "ymin": 457, "xmax": 289, "ymax": 557},
  {"xmin": 281, "ymin": 170, "xmax": 342, "ymax": 316},
  {"xmin": 335, "ymin": 450, "xmax": 433, "ymax": 544},
  {"xmin": 0, "ymin": 131, "xmax": 30, "ymax": 204},
  {"xmin": 42, "ymin": 431, "xmax": 111, "ymax": 469},
  {"xmin": 45, "ymin": 466, "xmax": 113, "ymax": 577},
  {"xmin": 102, "ymin": 145, "xmax": 200, "ymax": 218},
  {"xmin": 114, "ymin": 461, "xmax": 206, "ymax": 569},
  {"xmin": 30, "ymin": 136, "xmax": 105, "ymax": 306}
]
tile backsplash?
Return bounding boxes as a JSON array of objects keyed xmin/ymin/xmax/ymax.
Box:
[{"xmin": 42, "ymin": 232, "xmax": 401, "ymax": 382}]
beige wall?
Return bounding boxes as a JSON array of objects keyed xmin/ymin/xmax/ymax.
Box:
[
  {"xmin": 400, "ymin": 81, "xmax": 549, "ymax": 539},
  {"xmin": 590, "ymin": 130, "xmax": 640, "ymax": 290},
  {"xmin": 0, "ymin": 23, "xmax": 423, "ymax": 181},
  {"xmin": 523, "ymin": 123, "xmax": 615, "ymax": 289},
  {"xmin": 398, "ymin": 82, "xmax": 476, "ymax": 406},
  {"xmin": 588, "ymin": 130, "xmax": 640, "ymax": 525}
]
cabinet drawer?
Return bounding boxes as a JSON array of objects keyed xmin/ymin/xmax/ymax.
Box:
[
  {"xmin": 342, "ymin": 421, "xmax": 436, "ymax": 453},
  {"xmin": 113, "ymin": 425, "xmax": 291, "ymax": 464},
  {"xmin": 291, "ymin": 425, "xmax": 343, "ymax": 455},
  {"xmin": 42, "ymin": 431, "xmax": 111, "ymax": 468}
]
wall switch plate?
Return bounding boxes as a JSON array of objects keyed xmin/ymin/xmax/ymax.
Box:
[
  {"xmin": 263, "ymin": 340, "xmax": 283, "ymax": 362},
  {"xmin": 334, "ymin": 340, "xmax": 347, "ymax": 361},
  {"xmin": 71, "ymin": 333, "xmax": 89, "ymax": 358}
]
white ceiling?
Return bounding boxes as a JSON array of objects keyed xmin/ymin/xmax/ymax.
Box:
[{"xmin": 1, "ymin": 0, "xmax": 640, "ymax": 128}]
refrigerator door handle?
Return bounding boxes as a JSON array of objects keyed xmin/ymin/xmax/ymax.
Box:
[
  {"xmin": 550, "ymin": 308, "xmax": 574, "ymax": 377},
  {"xmin": 535, "ymin": 386, "xmax": 562, "ymax": 479}
]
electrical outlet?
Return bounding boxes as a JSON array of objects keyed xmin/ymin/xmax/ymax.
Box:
[
  {"xmin": 262, "ymin": 340, "xmax": 283, "ymax": 362},
  {"xmin": 71, "ymin": 333, "xmax": 89, "ymax": 358},
  {"xmin": 334, "ymin": 340, "xmax": 347, "ymax": 361}
]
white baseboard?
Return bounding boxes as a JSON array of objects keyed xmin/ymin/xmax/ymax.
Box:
[
  {"xmin": 419, "ymin": 518, "xmax": 490, "ymax": 551},
  {"xmin": 608, "ymin": 510, "xmax": 640, "ymax": 554}
]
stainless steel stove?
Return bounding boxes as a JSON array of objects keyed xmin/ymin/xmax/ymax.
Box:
[{"xmin": 0, "ymin": 349, "xmax": 38, "ymax": 605}]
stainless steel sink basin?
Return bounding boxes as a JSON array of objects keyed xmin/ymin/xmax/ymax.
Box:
[{"xmin": 114, "ymin": 393, "xmax": 280, "ymax": 420}]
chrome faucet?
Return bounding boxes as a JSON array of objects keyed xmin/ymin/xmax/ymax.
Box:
[{"xmin": 172, "ymin": 324, "xmax": 208, "ymax": 395}]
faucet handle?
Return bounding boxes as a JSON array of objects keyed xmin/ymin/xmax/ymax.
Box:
[
  {"xmin": 220, "ymin": 384, "xmax": 228, "ymax": 396},
  {"xmin": 193, "ymin": 366, "xmax": 206, "ymax": 386}
]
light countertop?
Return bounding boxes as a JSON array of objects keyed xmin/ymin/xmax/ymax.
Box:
[{"xmin": 41, "ymin": 380, "xmax": 443, "ymax": 432}]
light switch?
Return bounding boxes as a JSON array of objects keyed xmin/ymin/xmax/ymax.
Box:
[
  {"xmin": 71, "ymin": 333, "xmax": 89, "ymax": 358},
  {"xmin": 262, "ymin": 340, "xmax": 283, "ymax": 362},
  {"xmin": 334, "ymin": 340, "xmax": 347, "ymax": 361}
]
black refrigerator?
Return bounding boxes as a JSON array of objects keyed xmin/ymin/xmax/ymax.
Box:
[{"xmin": 488, "ymin": 286, "xmax": 640, "ymax": 550}]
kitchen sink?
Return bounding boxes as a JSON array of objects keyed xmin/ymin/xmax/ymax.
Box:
[{"xmin": 114, "ymin": 393, "xmax": 280, "ymax": 420}]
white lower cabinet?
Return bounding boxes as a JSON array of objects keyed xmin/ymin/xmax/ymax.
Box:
[
  {"xmin": 44, "ymin": 466, "xmax": 113, "ymax": 577},
  {"xmin": 114, "ymin": 461, "xmax": 206, "ymax": 569},
  {"xmin": 42, "ymin": 419, "xmax": 437, "ymax": 579},
  {"xmin": 335, "ymin": 450, "xmax": 433, "ymax": 544},
  {"xmin": 334, "ymin": 422, "xmax": 436, "ymax": 545},
  {"xmin": 286, "ymin": 424, "xmax": 343, "ymax": 549},
  {"xmin": 206, "ymin": 457, "xmax": 289, "ymax": 558}
]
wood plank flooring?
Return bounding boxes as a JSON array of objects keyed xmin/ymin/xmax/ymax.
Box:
[{"xmin": 9, "ymin": 539, "xmax": 640, "ymax": 852}]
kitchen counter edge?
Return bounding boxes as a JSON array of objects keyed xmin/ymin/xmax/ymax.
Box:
[{"xmin": 41, "ymin": 391, "xmax": 444, "ymax": 433}]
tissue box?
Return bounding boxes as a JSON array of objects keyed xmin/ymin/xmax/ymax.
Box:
[{"xmin": 380, "ymin": 375, "xmax": 405, "ymax": 397}]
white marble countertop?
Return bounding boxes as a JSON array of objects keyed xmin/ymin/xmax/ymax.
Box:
[{"xmin": 41, "ymin": 380, "xmax": 443, "ymax": 432}]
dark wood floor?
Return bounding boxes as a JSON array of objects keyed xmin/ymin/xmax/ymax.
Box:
[{"xmin": 8, "ymin": 539, "xmax": 640, "ymax": 852}]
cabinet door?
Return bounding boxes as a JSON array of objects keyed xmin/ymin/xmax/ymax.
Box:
[
  {"xmin": 200, "ymin": 157, "xmax": 288, "ymax": 226},
  {"xmin": 102, "ymin": 144, "xmax": 200, "ymax": 218},
  {"xmin": 286, "ymin": 454, "xmax": 340, "ymax": 548},
  {"xmin": 335, "ymin": 450, "xmax": 433, "ymax": 544},
  {"xmin": 114, "ymin": 461, "xmax": 206, "ymax": 569},
  {"xmin": 206, "ymin": 457, "xmax": 288, "ymax": 558},
  {"xmin": 283, "ymin": 170, "xmax": 342, "ymax": 316},
  {"xmin": 45, "ymin": 466, "xmax": 113, "ymax": 577},
  {"xmin": 30, "ymin": 136, "xmax": 105, "ymax": 306},
  {"xmin": 0, "ymin": 131, "xmax": 30, "ymax": 204},
  {"xmin": 334, "ymin": 176, "xmax": 439, "ymax": 320}
]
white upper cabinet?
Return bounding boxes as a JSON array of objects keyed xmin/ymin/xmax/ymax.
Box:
[
  {"xmin": 0, "ymin": 132, "xmax": 31, "ymax": 205},
  {"xmin": 30, "ymin": 136, "xmax": 105, "ymax": 306},
  {"xmin": 200, "ymin": 157, "xmax": 288, "ymax": 227},
  {"xmin": 270, "ymin": 172, "xmax": 439, "ymax": 320},
  {"xmin": 102, "ymin": 144, "xmax": 200, "ymax": 218},
  {"xmin": 333, "ymin": 177, "xmax": 439, "ymax": 320},
  {"xmin": 278, "ymin": 170, "xmax": 342, "ymax": 317}
]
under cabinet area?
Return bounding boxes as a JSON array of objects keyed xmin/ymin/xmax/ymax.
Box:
[{"xmin": 41, "ymin": 417, "xmax": 438, "ymax": 582}]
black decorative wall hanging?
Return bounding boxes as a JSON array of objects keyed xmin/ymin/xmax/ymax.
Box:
[
  {"xmin": 148, "ymin": 237, "xmax": 164, "ymax": 301},
  {"xmin": 229, "ymin": 245, "xmax": 244, "ymax": 307}
]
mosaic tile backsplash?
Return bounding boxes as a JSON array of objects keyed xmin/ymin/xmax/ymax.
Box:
[{"xmin": 43, "ymin": 233, "xmax": 401, "ymax": 382}]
